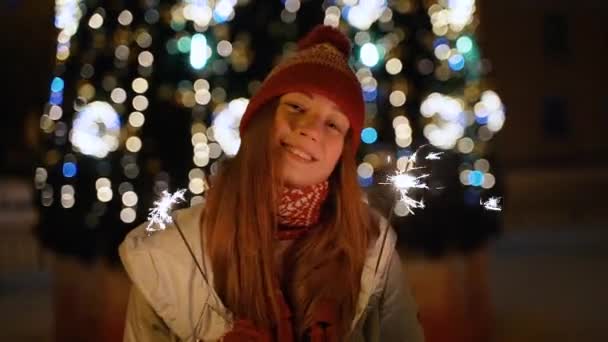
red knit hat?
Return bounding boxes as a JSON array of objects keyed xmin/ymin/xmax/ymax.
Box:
[{"xmin": 239, "ymin": 25, "xmax": 364, "ymax": 151}]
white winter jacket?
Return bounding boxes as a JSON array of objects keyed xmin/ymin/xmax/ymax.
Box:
[{"xmin": 119, "ymin": 204, "xmax": 424, "ymax": 341}]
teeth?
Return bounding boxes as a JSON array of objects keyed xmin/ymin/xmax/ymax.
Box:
[{"xmin": 285, "ymin": 145, "xmax": 312, "ymax": 161}]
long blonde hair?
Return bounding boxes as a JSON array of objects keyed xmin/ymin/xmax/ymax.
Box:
[{"xmin": 202, "ymin": 100, "xmax": 377, "ymax": 338}]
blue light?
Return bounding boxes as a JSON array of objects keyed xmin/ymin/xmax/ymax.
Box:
[
  {"xmin": 475, "ymin": 115, "xmax": 488, "ymax": 125},
  {"xmin": 63, "ymin": 162, "xmax": 77, "ymax": 178},
  {"xmin": 361, "ymin": 127, "xmax": 378, "ymax": 144},
  {"xmin": 397, "ymin": 148, "xmax": 413, "ymax": 158},
  {"xmin": 448, "ymin": 54, "xmax": 465, "ymax": 71},
  {"xmin": 50, "ymin": 91, "xmax": 63, "ymax": 105},
  {"xmin": 433, "ymin": 37, "xmax": 449, "ymax": 49},
  {"xmin": 341, "ymin": 6, "xmax": 351, "ymax": 19},
  {"xmin": 51, "ymin": 77, "xmax": 64, "ymax": 92},
  {"xmin": 363, "ymin": 88, "xmax": 377, "ymax": 102},
  {"xmin": 358, "ymin": 175, "xmax": 374, "ymax": 187},
  {"xmin": 464, "ymin": 188, "xmax": 480, "ymax": 206},
  {"xmin": 468, "ymin": 170, "xmax": 484, "ymax": 187},
  {"xmin": 213, "ymin": 10, "xmax": 228, "ymax": 24}
]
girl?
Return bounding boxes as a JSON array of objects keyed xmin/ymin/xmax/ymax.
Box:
[{"xmin": 120, "ymin": 25, "xmax": 424, "ymax": 342}]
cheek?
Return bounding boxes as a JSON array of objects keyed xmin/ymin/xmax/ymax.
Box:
[
  {"xmin": 273, "ymin": 117, "xmax": 289, "ymax": 140},
  {"xmin": 326, "ymin": 140, "xmax": 344, "ymax": 167}
]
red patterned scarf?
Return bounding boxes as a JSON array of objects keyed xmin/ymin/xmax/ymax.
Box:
[
  {"xmin": 221, "ymin": 181, "xmax": 339, "ymax": 341},
  {"xmin": 277, "ymin": 181, "xmax": 329, "ymax": 228}
]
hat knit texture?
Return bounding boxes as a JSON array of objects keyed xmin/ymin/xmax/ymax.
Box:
[{"xmin": 239, "ymin": 25, "xmax": 364, "ymax": 151}]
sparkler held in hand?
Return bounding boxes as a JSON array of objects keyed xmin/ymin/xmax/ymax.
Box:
[
  {"xmin": 145, "ymin": 188, "xmax": 212, "ymax": 288},
  {"xmin": 375, "ymin": 146, "xmax": 441, "ymax": 274}
]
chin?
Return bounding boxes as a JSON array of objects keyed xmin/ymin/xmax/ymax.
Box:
[{"xmin": 282, "ymin": 175, "xmax": 324, "ymax": 188}]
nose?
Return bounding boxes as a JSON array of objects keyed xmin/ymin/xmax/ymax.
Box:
[{"xmin": 293, "ymin": 114, "xmax": 322, "ymax": 142}]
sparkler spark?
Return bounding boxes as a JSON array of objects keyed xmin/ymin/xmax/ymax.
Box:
[
  {"xmin": 481, "ymin": 196, "xmax": 502, "ymax": 211},
  {"xmin": 146, "ymin": 189, "xmax": 187, "ymax": 233},
  {"xmin": 381, "ymin": 147, "xmax": 441, "ymax": 216},
  {"xmin": 425, "ymin": 152, "xmax": 444, "ymax": 160}
]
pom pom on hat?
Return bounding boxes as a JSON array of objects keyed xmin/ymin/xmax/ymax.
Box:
[{"xmin": 297, "ymin": 25, "xmax": 352, "ymax": 58}]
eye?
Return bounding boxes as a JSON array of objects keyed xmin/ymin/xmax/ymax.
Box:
[
  {"xmin": 285, "ymin": 102, "xmax": 305, "ymax": 113},
  {"xmin": 326, "ymin": 120, "xmax": 344, "ymax": 133}
]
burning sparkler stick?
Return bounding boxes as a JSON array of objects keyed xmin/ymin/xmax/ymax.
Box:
[
  {"xmin": 375, "ymin": 146, "xmax": 441, "ymax": 274},
  {"xmin": 145, "ymin": 188, "xmax": 211, "ymax": 287},
  {"xmin": 481, "ymin": 196, "xmax": 502, "ymax": 211}
]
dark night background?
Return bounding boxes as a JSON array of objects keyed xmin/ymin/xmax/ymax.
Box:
[{"xmin": 0, "ymin": 1, "xmax": 607, "ymax": 341}]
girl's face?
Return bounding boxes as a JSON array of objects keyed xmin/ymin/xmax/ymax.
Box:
[{"xmin": 274, "ymin": 92, "xmax": 350, "ymax": 188}]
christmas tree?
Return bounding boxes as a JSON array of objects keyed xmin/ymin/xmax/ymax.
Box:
[{"xmin": 36, "ymin": 0, "xmax": 504, "ymax": 262}]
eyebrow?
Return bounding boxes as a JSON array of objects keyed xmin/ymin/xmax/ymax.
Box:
[{"xmin": 293, "ymin": 91, "xmax": 342, "ymax": 112}]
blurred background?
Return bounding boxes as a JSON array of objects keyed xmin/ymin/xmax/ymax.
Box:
[{"xmin": 1, "ymin": 0, "xmax": 607, "ymax": 341}]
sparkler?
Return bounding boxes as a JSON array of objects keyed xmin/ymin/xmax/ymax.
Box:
[
  {"xmin": 481, "ymin": 196, "xmax": 502, "ymax": 211},
  {"xmin": 144, "ymin": 188, "xmax": 211, "ymax": 292},
  {"xmin": 379, "ymin": 146, "xmax": 435, "ymax": 216},
  {"xmin": 375, "ymin": 146, "xmax": 440, "ymax": 273},
  {"xmin": 146, "ymin": 189, "xmax": 187, "ymax": 233}
]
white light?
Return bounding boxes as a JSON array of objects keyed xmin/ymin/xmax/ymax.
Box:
[
  {"xmin": 346, "ymin": 0, "xmax": 386, "ymax": 30},
  {"xmin": 457, "ymin": 137, "xmax": 474, "ymax": 153},
  {"xmin": 110, "ymin": 88, "xmax": 127, "ymax": 104},
  {"xmin": 120, "ymin": 207, "xmax": 137, "ymax": 223},
  {"xmin": 95, "ymin": 178, "xmax": 111, "ymax": 190},
  {"xmin": 195, "ymin": 89, "xmax": 211, "ymax": 105},
  {"xmin": 118, "ymin": 10, "xmax": 133, "ymax": 26},
  {"xmin": 482, "ymin": 173, "xmax": 496, "ymax": 189},
  {"xmin": 392, "ymin": 115, "xmax": 409, "ymax": 128},
  {"xmin": 217, "ymin": 40, "xmax": 233, "ymax": 57},
  {"xmin": 122, "ymin": 191, "xmax": 138, "ymax": 206},
  {"xmin": 138, "ymin": 51, "xmax": 154, "ymax": 67},
  {"xmin": 97, "ymin": 186, "xmax": 113, "ymax": 202},
  {"xmin": 434, "ymin": 44, "xmax": 451, "ymax": 60},
  {"xmin": 188, "ymin": 168, "xmax": 205, "ymax": 180},
  {"xmin": 394, "ymin": 200, "xmax": 411, "ymax": 217},
  {"xmin": 71, "ymin": 101, "xmax": 121, "ymax": 158},
  {"xmin": 395, "ymin": 136, "xmax": 412, "ymax": 147},
  {"xmin": 389, "ymin": 90, "xmax": 406, "ymax": 107},
  {"xmin": 190, "ymin": 34, "xmax": 210, "ymax": 70},
  {"xmin": 459, "ymin": 170, "xmax": 471, "ymax": 185},
  {"xmin": 385, "ymin": 58, "xmax": 403, "ymax": 75},
  {"xmin": 395, "ymin": 123, "xmax": 412, "ymax": 138},
  {"xmin": 487, "ymin": 110, "xmax": 506, "ymax": 132},
  {"xmin": 188, "ymin": 178, "xmax": 206, "ymax": 194},
  {"xmin": 194, "ymin": 79, "xmax": 210, "ymax": 91},
  {"xmin": 61, "ymin": 193, "xmax": 75, "ymax": 208},
  {"xmin": 208, "ymin": 142, "xmax": 223, "ymax": 159},
  {"xmin": 357, "ymin": 162, "xmax": 374, "ymax": 178},
  {"xmin": 49, "ymin": 105, "xmax": 63, "ymax": 120},
  {"xmin": 132, "ymin": 95, "xmax": 149, "ymax": 111},
  {"xmin": 132, "ymin": 78, "xmax": 149, "ymax": 94},
  {"xmin": 128, "ymin": 112, "xmax": 145, "ymax": 128},
  {"xmin": 191, "ymin": 132, "xmax": 207, "ymax": 145},
  {"xmin": 285, "ymin": 0, "xmax": 301, "ymax": 13},
  {"xmin": 88, "ymin": 13, "xmax": 103, "ymax": 29},
  {"xmin": 212, "ymin": 97, "xmax": 249, "ymax": 156},
  {"xmin": 360, "ymin": 43, "xmax": 380, "ymax": 67},
  {"xmin": 125, "ymin": 136, "xmax": 142, "ymax": 152}
]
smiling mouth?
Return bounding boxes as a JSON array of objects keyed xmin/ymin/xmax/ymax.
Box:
[{"xmin": 281, "ymin": 142, "xmax": 316, "ymax": 162}]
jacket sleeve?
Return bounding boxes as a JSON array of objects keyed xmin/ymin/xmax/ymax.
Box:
[
  {"xmin": 124, "ymin": 285, "xmax": 175, "ymax": 342},
  {"xmin": 378, "ymin": 250, "xmax": 425, "ymax": 342}
]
